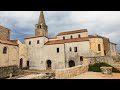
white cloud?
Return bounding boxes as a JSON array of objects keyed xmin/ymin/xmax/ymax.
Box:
[{"xmin": 0, "ymin": 11, "xmax": 120, "ymax": 52}]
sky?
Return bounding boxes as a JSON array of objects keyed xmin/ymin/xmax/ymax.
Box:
[{"xmin": 0, "ymin": 11, "xmax": 120, "ymax": 52}]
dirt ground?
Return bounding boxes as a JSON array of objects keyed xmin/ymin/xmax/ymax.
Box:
[{"xmin": 70, "ymin": 71, "xmax": 120, "ymax": 79}]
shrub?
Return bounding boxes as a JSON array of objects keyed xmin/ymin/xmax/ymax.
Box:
[{"xmin": 88, "ymin": 62, "xmax": 120, "ymax": 73}]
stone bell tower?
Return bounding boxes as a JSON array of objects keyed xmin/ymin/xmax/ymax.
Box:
[{"xmin": 35, "ymin": 11, "xmax": 48, "ymax": 37}]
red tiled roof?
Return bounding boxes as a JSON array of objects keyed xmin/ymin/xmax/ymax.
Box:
[
  {"xmin": 0, "ymin": 39, "xmax": 18, "ymax": 46},
  {"xmin": 57, "ymin": 29, "xmax": 88, "ymax": 36},
  {"xmin": 45, "ymin": 38, "xmax": 89, "ymax": 45},
  {"xmin": 25, "ymin": 36, "xmax": 47, "ymax": 39},
  {"xmin": 49, "ymin": 36, "xmax": 57, "ymax": 39}
]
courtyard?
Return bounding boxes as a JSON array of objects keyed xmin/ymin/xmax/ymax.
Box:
[{"xmin": 70, "ymin": 71, "xmax": 120, "ymax": 79}]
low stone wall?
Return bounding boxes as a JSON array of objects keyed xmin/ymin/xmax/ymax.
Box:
[
  {"xmin": 0, "ymin": 65, "xmax": 19, "ymax": 79},
  {"xmin": 17, "ymin": 74, "xmax": 47, "ymax": 79},
  {"xmin": 55, "ymin": 65, "xmax": 88, "ymax": 79},
  {"xmin": 88, "ymin": 56, "xmax": 114, "ymax": 65}
]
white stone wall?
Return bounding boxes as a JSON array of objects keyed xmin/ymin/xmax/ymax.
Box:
[
  {"xmin": 57, "ymin": 32, "xmax": 88, "ymax": 40},
  {"xmin": 65, "ymin": 41, "xmax": 90, "ymax": 68},
  {"xmin": 0, "ymin": 43, "xmax": 18, "ymax": 67},
  {"xmin": 25, "ymin": 37, "xmax": 65, "ymax": 70},
  {"xmin": 17, "ymin": 40, "xmax": 28, "ymax": 68},
  {"xmin": 25, "ymin": 34, "xmax": 91, "ymax": 70}
]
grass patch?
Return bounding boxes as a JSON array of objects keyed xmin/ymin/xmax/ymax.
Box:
[{"xmin": 88, "ymin": 62, "xmax": 120, "ymax": 73}]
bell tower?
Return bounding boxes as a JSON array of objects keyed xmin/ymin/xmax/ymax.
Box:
[{"xmin": 35, "ymin": 11, "xmax": 48, "ymax": 37}]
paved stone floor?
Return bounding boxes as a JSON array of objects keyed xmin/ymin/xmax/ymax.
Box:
[{"xmin": 70, "ymin": 71, "xmax": 120, "ymax": 79}]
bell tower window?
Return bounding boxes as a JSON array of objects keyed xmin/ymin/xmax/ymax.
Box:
[{"xmin": 40, "ymin": 25, "xmax": 41, "ymax": 28}]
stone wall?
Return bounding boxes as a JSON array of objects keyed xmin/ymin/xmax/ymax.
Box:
[
  {"xmin": 88, "ymin": 56, "xmax": 114, "ymax": 65},
  {"xmin": 55, "ymin": 65, "xmax": 88, "ymax": 79},
  {"xmin": 0, "ymin": 25, "xmax": 10, "ymax": 40},
  {"xmin": 0, "ymin": 65, "xmax": 19, "ymax": 78}
]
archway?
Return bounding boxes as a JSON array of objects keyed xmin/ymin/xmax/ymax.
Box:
[
  {"xmin": 46, "ymin": 60, "xmax": 52, "ymax": 70},
  {"xmin": 69, "ymin": 60, "xmax": 75, "ymax": 67},
  {"xmin": 20, "ymin": 58, "xmax": 23, "ymax": 69}
]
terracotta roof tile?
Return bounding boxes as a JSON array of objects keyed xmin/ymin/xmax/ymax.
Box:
[
  {"xmin": 25, "ymin": 36, "xmax": 47, "ymax": 39},
  {"xmin": 0, "ymin": 39, "xmax": 18, "ymax": 46},
  {"xmin": 49, "ymin": 36, "xmax": 57, "ymax": 39},
  {"xmin": 57, "ymin": 29, "xmax": 88, "ymax": 36},
  {"xmin": 45, "ymin": 38, "xmax": 89, "ymax": 45}
]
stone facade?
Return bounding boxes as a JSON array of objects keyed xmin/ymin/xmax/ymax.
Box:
[
  {"xmin": 65, "ymin": 41, "xmax": 90, "ymax": 68},
  {"xmin": 88, "ymin": 56, "xmax": 114, "ymax": 65},
  {"xmin": 0, "ymin": 65, "xmax": 19, "ymax": 78},
  {"xmin": 0, "ymin": 43, "xmax": 19, "ymax": 67},
  {"xmin": 0, "ymin": 11, "xmax": 118, "ymax": 75},
  {"xmin": 24, "ymin": 11, "xmax": 118, "ymax": 70},
  {"xmin": 0, "ymin": 25, "xmax": 10, "ymax": 40},
  {"xmin": 17, "ymin": 40, "xmax": 28, "ymax": 68},
  {"xmin": 89, "ymin": 35, "xmax": 117, "ymax": 57},
  {"xmin": 110, "ymin": 42, "xmax": 117, "ymax": 57},
  {"xmin": 89, "ymin": 38, "xmax": 104, "ymax": 56}
]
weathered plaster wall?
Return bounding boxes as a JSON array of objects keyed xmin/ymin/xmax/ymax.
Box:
[{"xmin": 0, "ymin": 43, "xmax": 18, "ymax": 67}]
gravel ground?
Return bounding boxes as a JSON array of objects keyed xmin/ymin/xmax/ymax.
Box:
[{"xmin": 70, "ymin": 71, "xmax": 120, "ymax": 79}]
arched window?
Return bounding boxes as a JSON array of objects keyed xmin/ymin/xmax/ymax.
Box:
[
  {"xmin": 78, "ymin": 34, "xmax": 81, "ymax": 38},
  {"xmin": 71, "ymin": 35, "xmax": 73, "ymax": 39},
  {"xmin": 98, "ymin": 44, "xmax": 101, "ymax": 51},
  {"xmin": 3, "ymin": 47, "xmax": 7, "ymax": 54},
  {"xmin": 63, "ymin": 36, "xmax": 65, "ymax": 40}
]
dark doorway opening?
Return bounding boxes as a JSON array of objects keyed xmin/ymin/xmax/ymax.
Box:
[
  {"xmin": 104, "ymin": 50, "xmax": 106, "ymax": 56},
  {"xmin": 46, "ymin": 60, "xmax": 52, "ymax": 70},
  {"xmin": 20, "ymin": 58, "xmax": 23, "ymax": 69},
  {"xmin": 80, "ymin": 56, "xmax": 83, "ymax": 61},
  {"xmin": 69, "ymin": 60, "xmax": 75, "ymax": 67},
  {"xmin": 27, "ymin": 61, "xmax": 29, "ymax": 69}
]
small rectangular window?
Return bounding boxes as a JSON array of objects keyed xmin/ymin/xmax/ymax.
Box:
[
  {"xmin": 37, "ymin": 40, "xmax": 39, "ymax": 44},
  {"xmin": 57, "ymin": 48, "xmax": 59, "ymax": 53},
  {"xmin": 29, "ymin": 41, "xmax": 31, "ymax": 45},
  {"xmin": 80, "ymin": 56, "xmax": 83, "ymax": 61},
  {"xmin": 63, "ymin": 36, "xmax": 65, "ymax": 40},
  {"xmin": 74, "ymin": 47, "xmax": 77, "ymax": 52},
  {"xmin": 70, "ymin": 47, "xmax": 72, "ymax": 51},
  {"xmin": 98, "ymin": 44, "xmax": 101, "ymax": 51}
]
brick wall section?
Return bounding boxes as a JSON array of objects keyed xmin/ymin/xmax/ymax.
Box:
[
  {"xmin": 0, "ymin": 66, "xmax": 19, "ymax": 78},
  {"xmin": 0, "ymin": 25, "xmax": 10, "ymax": 40},
  {"xmin": 55, "ymin": 65, "xmax": 88, "ymax": 79}
]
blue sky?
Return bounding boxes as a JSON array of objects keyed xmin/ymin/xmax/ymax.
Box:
[{"xmin": 0, "ymin": 11, "xmax": 120, "ymax": 52}]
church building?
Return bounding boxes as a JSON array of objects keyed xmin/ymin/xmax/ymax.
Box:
[
  {"xmin": 0, "ymin": 11, "xmax": 117, "ymax": 71},
  {"xmin": 24, "ymin": 11, "xmax": 117, "ymax": 70}
]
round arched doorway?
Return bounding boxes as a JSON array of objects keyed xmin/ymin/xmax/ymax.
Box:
[
  {"xmin": 46, "ymin": 60, "xmax": 52, "ymax": 70},
  {"xmin": 69, "ymin": 60, "xmax": 75, "ymax": 67},
  {"xmin": 20, "ymin": 58, "xmax": 23, "ymax": 69}
]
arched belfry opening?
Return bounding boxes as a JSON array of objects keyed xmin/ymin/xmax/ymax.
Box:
[
  {"xmin": 69, "ymin": 60, "xmax": 75, "ymax": 67},
  {"xmin": 46, "ymin": 60, "xmax": 52, "ymax": 70}
]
